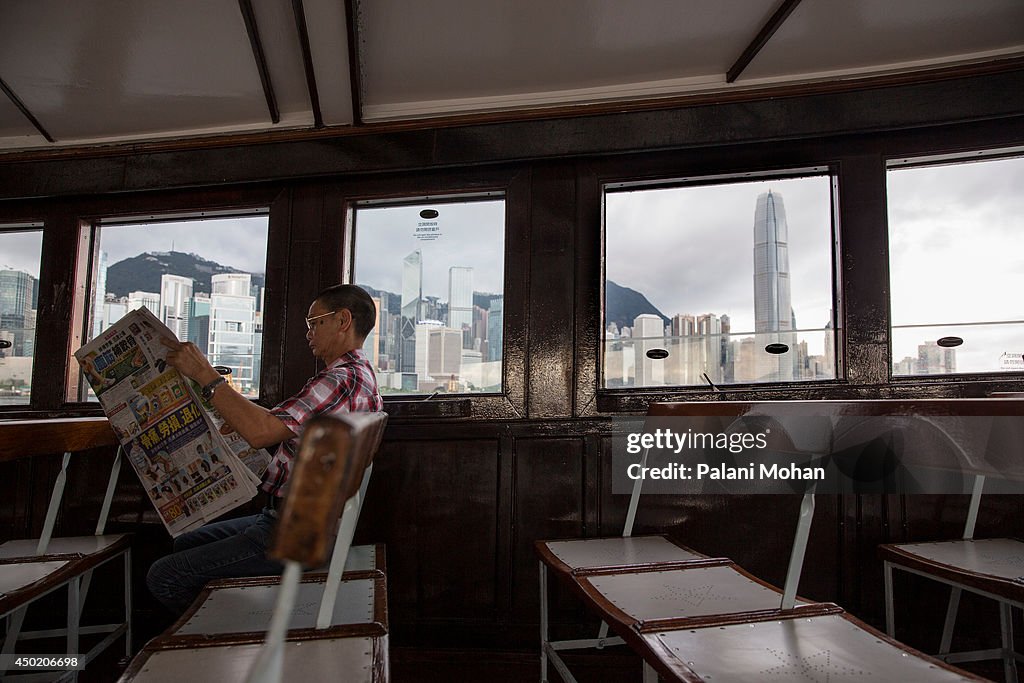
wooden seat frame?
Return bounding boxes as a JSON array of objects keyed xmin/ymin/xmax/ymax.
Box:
[{"xmin": 0, "ymin": 418, "xmax": 131, "ymax": 682}]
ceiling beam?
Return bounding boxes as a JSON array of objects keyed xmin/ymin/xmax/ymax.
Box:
[
  {"xmin": 345, "ymin": 0, "xmax": 364, "ymax": 125},
  {"xmin": 727, "ymin": 0, "xmax": 802, "ymax": 83},
  {"xmin": 291, "ymin": 0, "xmax": 324, "ymax": 128},
  {"xmin": 0, "ymin": 76, "xmax": 54, "ymax": 143},
  {"xmin": 238, "ymin": 0, "xmax": 280, "ymax": 124}
]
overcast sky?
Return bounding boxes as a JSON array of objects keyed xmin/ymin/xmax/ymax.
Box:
[
  {"xmin": 607, "ymin": 175, "xmax": 835, "ymax": 353},
  {"xmin": 0, "ymin": 215, "xmax": 271, "ymax": 277},
  {"xmin": 98, "ymin": 216, "xmax": 270, "ymax": 274},
  {"xmin": 352, "ymin": 198, "xmax": 506, "ymax": 297},
  {"xmin": 0, "ymin": 229, "xmax": 44, "ymax": 275},
  {"xmin": 887, "ymin": 155, "xmax": 1024, "ymax": 371}
]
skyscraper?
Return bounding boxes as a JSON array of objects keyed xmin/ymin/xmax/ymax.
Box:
[
  {"xmin": 91, "ymin": 250, "xmax": 108, "ymax": 338},
  {"xmin": 486, "ymin": 296, "xmax": 503, "ymax": 362},
  {"xmin": 127, "ymin": 291, "xmax": 160, "ymax": 314},
  {"xmin": 160, "ymin": 274, "xmax": 193, "ymax": 340},
  {"xmin": 400, "ymin": 250, "xmax": 423, "ymax": 374},
  {"xmin": 696, "ymin": 313, "xmax": 723, "ymax": 383},
  {"xmin": 209, "ymin": 273, "xmax": 256, "ymax": 391},
  {"xmin": 633, "ymin": 313, "xmax": 665, "ymax": 386},
  {"xmin": 753, "ymin": 190, "xmax": 797, "ymax": 381},
  {"xmin": 402, "ymin": 250, "xmax": 423, "ymax": 322},
  {"xmin": 362, "ymin": 296, "xmax": 381, "ymax": 369},
  {"xmin": 0, "ymin": 269, "xmax": 37, "ymax": 356},
  {"xmin": 754, "ymin": 190, "xmax": 793, "ymax": 333},
  {"xmin": 917, "ymin": 341, "xmax": 956, "ymax": 374},
  {"xmin": 447, "ymin": 266, "xmax": 473, "ymax": 336}
]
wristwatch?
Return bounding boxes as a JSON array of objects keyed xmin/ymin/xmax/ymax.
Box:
[{"xmin": 201, "ymin": 376, "xmax": 227, "ymax": 401}]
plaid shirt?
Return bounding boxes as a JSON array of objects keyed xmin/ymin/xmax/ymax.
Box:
[{"xmin": 262, "ymin": 349, "xmax": 382, "ymax": 497}]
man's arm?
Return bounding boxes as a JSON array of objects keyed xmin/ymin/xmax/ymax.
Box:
[{"xmin": 160, "ymin": 338, "xmax": 294, "ymax": 449}]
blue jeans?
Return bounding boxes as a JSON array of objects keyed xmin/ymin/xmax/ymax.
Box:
[{"xmin": 146, "ymin": 509, "xmax": 283, "ymax": 614}]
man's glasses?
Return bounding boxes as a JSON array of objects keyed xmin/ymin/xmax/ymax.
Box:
[{"xmin": 305, "ymin": 310, "xmax": 338, "ymax": 330}]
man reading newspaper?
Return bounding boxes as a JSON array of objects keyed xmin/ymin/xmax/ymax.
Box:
[{"xmin": 146, "ymin": 284, "xmax": 383, "ymax": 613}]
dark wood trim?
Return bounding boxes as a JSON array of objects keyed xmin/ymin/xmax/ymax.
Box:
[
  {"xmin": 121, "ymin": 634, "xmax": 389, "ymax": 681},
  {"xmin": 526, "ymin": 162, "xmax": 576, "ymax": 419},
  {"xmin": 838, "ymin": 153, "xmax": 890, "ymax": 387},
  {"xmin": 495, "ymin": 432, "xmax": 514, "ymax": 625},
  {"xmin": 3, "ymin": 71, "xmax": 1022, "ymax": 203},
  {"xmin": 0, "ymin": 534, "xmax": 131, "ymax": 615},
  {"xmin": 879, "ymin": 539, "xmax": 1024, "ymax": 602},
  {"xmin": 574, "ymin": 556, "xmax": 729, "ymax": 578},
  {"xmin": 634, "ymin": 601, "xmax": 841, "ymax": 634},
  {"xmin": 574, "ymin": 164, "xmax": 602, "ymax": 419},
  {"xmin": 0, "ymin": 417, "xmax": 116, "ymax": 461},
  {"xmin": 344, "ymin": 0, "xmax": 363, "ymax": 125},
  {"xmin": 157, "ymin": 573, "xmax": 388, "ymax": 648},
  {"xmin": 31, "ymin": 212, "xmax": 81, "ymax": 410},
  {"xmin": 726, "ymin": 0, "xmax": 803, "ymax": 83},
  {"xmin": 0, "ymin": 76, "xmax": 54, "ymax": 143},
  {"xmin": 291, "ymin": 0, "xmax": 324, "ymax": 128},
  {"xmin": 1, "ymin": 57, "xmax": 1023, "ymax": 166},
  {"xmin": 238, "ymin": 0, "xmax": 280, "ymax": 124},
  {"xmin": 260, "ymin": 188, "xmax": 292, "ymax": 408}
]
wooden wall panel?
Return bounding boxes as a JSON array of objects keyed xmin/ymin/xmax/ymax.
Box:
[
  {"xmin": 525, "ymin": 164, "xmax": 577, "ymax": 419},
  {"xmin": 511, "ymin": 437, "xmax": 585, "ymax": 624},
  {"xmin": 356, "ymin": 438, "xmax": 500, "ymax": 624},
  {"xmin": 280, "ymin": 186, "xmax": 326, "ymax": 397}
]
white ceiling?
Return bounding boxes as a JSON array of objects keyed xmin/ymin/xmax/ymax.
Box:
[{"xmin": 0, "ymin": 0, "xmax": 1022, "ymax": 152}]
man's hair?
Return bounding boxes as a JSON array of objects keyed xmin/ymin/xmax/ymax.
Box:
[{"xmin": 315, "ymin": 284, "xmax": 376, "ymax": 339}]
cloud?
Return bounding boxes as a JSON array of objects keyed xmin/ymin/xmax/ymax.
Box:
[
  {"xmin": 607, "ymin": 174, "xmax": 834, "ymax": 337},
  {"xmin": 0, "ymin": 229, "xmax": 44, "ymax": 276},
  {"xmin": 100, "ymin": 216, "xmax": 269, "ymax": 273},
  {"xmin": 353, "ymin": 199, "xmax": 506, "ymax": 297}
]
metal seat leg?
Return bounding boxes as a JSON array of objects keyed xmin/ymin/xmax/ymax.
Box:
[
  {"xmin": 1000, "ymin": 602, "xmax": 1018, "ymax": 683},
  {"xmin": 540, "ymin": 561, "xmax": 549, "ymax": 683}
]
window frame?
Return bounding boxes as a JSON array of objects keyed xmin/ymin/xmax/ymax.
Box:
[
  {"xmin": 885, "ymin": 146, "xmax": 1024, "ymax": 383},
  {"xmin": 0, "ymin": 222, "xmax": 45, "ymax": 411},
  {"xmin": 0, "ymin": 186, "xmax": 285, "ymax": 416},
  {"xmin": 579, "ymin": 151, "xmax": 847, "ymax": 415},
  {"xmin": 68, "ymin": 204, "xmax": 276, "ymax": 405},
  {"xmin": 600, "ymin": 166, "xmax": 841, "ymax": 392},
  {"xmin": 337, "ymin": 169, "xmax": 529, "ymax": 421}
]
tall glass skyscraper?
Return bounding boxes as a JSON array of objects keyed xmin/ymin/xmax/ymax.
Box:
[
  {"xmin": 402, "ymin": 250, "xmax": 423, "ymax": 321},
  {"xmin": 0, "ymin": 269, "xmax": 37, "ymax": 356},
  {"xmin": 753, "ymin": 190, "xmax": 797, "ymax": 381},
  {"xmin": 447, "ymin": 266, "xmax": 473, "ymax": 335}
]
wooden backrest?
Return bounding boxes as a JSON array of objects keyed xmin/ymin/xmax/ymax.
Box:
[
  {"xmin": 0, "ymin": 417, "xmax": 117, "ymax": 463},
  {"xmin": 268, "ymin": 412, "xmax": 388, "ymax": 568},
  {"xmin": 0, "ymin": 417, "xmax": 122, "ymax": 550}
]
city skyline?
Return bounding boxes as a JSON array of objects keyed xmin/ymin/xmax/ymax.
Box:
[
  {"xmin": 606, "ymin": 175, "xmax": 834, "ymax": 357},
  {"xmin": 353, "ymin": 199, "xmax": 505, "ymax": 299},
  {"xmin": 608, "ymin": 176, "xmax": 833, "ymax": 336},
  {"xmin": 3, "ymin": 156, "xmax": 1022, "ymax": 391},
  {"xmin": 608, "ymin": 186, "xmax": 834, "ymax": 387}
]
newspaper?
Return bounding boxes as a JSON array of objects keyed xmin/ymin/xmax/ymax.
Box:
[{"xmin": 75, "ymin": 307, "xmax": 272, "ymax": 537}]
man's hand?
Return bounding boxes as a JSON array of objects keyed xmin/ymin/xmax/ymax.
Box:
[
  {"xmin": 160, "ymin": 336, "xmax": 292, "ymax": 449},
  {"xmin": 160, "ymin": 337, "xmax": 220, "ymax": 386}
]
